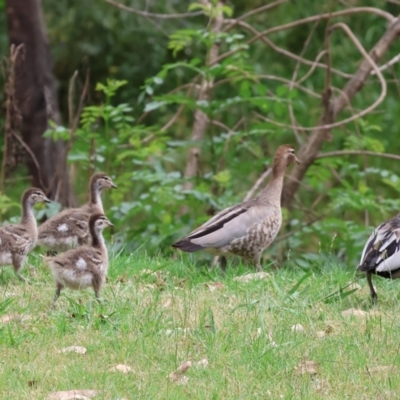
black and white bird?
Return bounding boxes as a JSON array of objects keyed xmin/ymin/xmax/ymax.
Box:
[{"xmin": 358, "ymin": 214, "xmax": 400, "ymax": 303}]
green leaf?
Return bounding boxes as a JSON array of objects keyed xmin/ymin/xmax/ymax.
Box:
[
  {"xmin": 273, "ymin": 101, "xmax": 284, "ymax": 117},
  {"xmin": 213, "ymin": 170, "xmax": 231, "ymax": 186},
  {"xmin": 276, "ymin": 85, "xmax": 288, "ymax": 97},
  {"xmin": 144, "ymin": 101, "xmax": 167, "ymax": 112},
  {"xmin": 221, "ymin": 5, "xmax": 233, "ymax": 17},
  {"xmin": 239, "ymin": 81, "xmax": 251, "ymax": 98}
]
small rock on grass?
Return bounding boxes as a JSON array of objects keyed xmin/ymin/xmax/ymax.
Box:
[
  {"xmin": 312, "ymin": 377, "xmax": 331, "ymax": 393},
  {"xmin": 195, "ymin": 359, "xmax": 208, "ymax": 368},
  {"xmin": 1, "ymin": 314, "xmax": 31, "ymax": 324},
  {"xmin": 47, "ymin": 390, "xmax": 98, "ymax": 400},
  {"xmin": 367, "ymin": 365, "xmax": 397, "ymax": 374},
  {"xmin": 162, "ymin": 298, "xmax": 172, "ymax": 308},
  {"xmin": 347, "ymin": 282, "xmax": 361, "ymax": 291},
  {"xmin": 291, "ymin": 324, "xmax": 305, "ymax": 332},
  {"xmin": 316, "ymin": 324, "xmax": 334, "ymax": 338},
  {"xmin": 57, "ymin": 346, "xmax": 87, "ymax": 355},
  {"xmin": 169, "ymin": 361, "xmax": 192, "ymax": 385},
  {"xmin": 109, "ymin": 364, "xmax": 133, "ymax": 374},
  {"xmin": 295, "ymin": 360, "xmax": 319, "ymax": 376},
  {"xmin": 204, "ymin": 282, "xmax": 224, "ymax": 292},
  {"xmin": 341, "ymin": 308, "xmax": 367, "ymax": 317},
  {"xmin": 234, "ymin": 272, "xmax": 270, "ymax": 283}
]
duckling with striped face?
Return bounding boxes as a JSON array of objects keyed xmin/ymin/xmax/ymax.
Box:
[
  {"xmin": 0, "ymin": 188, "xmax": 50, "ymax": 281},
  {"xmin": 38, "ymin": 173, "xmax": 117, "ymax": 252},
  {"xmin": 45, "ymin": 213, "xmax": 113, "ymax": 306}
]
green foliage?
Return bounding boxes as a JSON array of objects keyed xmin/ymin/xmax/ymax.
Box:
[{"xmin": 2, "ymin": 1, "xmax": 400, "ymax": 267}]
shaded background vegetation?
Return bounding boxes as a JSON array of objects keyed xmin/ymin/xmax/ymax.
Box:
[{"xmin": 1, "ymin": 0, "xmax": 400, "ymax": 268}]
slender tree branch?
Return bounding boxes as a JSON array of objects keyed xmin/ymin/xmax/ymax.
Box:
[
  {"xmin": 254, "ymin": 7, "xmax": 394, "ymax": 38},
  {"xmin": 256, "ymin": 22, "xmax": 387, "ymax": 132},
  {"xmin": 297, "ymin": 50, "xmax": 328, "ymax": 84},
  {"xmin": 275, "ymin": 214, "xmax": 326, "ymax": 243},
  {"xmin": 47, "ymin": 70, "xmax": 90, "ymax": 204},
  {"xmin": 161, "ymin": 82, "xmax": 196, "ymax": 131},
  {"xmin": 243, "ymin": 168, "xmax": 272, "ymax": 202},
  {"xmin": 224, "ymin": 0, "xmax": 288, "ymax": 30},
  {"xmin": 104, "ymin": 0, "xmax": 203, "ymax": 19},
  {"xmin": 289, "ymin": 20, "xmax": 320, "ymax": 144},
  {"xmin": 230, "ymin": 20, "xmax": 353, "ymax": 79},
  {"xmin": 182, "ymin": 1, "xmax": 224, "ymax": 193},
  {"xmin": 329, "ymin": 22, "xmax": 386, "ymax": 118},
  {"xmin": 371, "ymin": 53, "xmax": 400, "ymax": 75},
  {"xmin": 317, "ymin": 150, "xmax": 400, "ymax": 162},
  {"xmin": 282, "ymin": 16, "xmax": 400, "ymax": 208},
  {"xmin": 217, "ymin": 7, "xmax": 394, "ymax": 69}
]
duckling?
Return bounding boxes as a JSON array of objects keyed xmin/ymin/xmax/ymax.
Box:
[
  {"xmin": 358, "ymin": 213, "xmax": 400, "ymax": 304},
  {"xmin": 173, "ymin": 145, "xmax": 300, "ymax": 271},
  {"xmin": 38, "ymin": 173, "xmax": 117, "ymax": 251},
  {"xmin": 45, "ymin": 213, "xmax": 113, "ymax": 306},
  {"xmin": 0, "ymin": 188, "xmax": 50, "ymax": 281}
]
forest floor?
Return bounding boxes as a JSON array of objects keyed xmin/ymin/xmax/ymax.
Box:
[{"xmin": 0, "ymin": 253, "xmax": 399, "ymax": 399}]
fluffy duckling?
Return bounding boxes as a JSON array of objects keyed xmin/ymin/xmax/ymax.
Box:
[
  {"xmin": 358, "ymin": 213, "xmax": 400, "ymax": 304},
  {"xmin": 38, "ymin": 173, "xmax": 117, "ymax": 251},
  {"xmin": 0, "ymin": 188, "xmax": 50, "ymax": 281},
  {"xmin": 45, "ymin": 213, "xmax": 113, "ymax": 306},
  {"xmin": 173, "ymin": 145, "xmax": 300, "ymax": 271}
]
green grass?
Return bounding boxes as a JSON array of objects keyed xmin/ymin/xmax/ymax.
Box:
[{"xmin": 0, "ymin": 253, "xmax": 400, "ymax": 399}]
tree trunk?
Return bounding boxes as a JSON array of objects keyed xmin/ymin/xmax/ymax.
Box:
[
  {"xmin": 5, "ymin": 0, "xmax": 74, "ymax": 206},
  {"xmin": 182, "ymin": 1, "xmax": 225, "ymax": 191}
]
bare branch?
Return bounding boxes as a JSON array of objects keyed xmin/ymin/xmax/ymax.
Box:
[
  {"xmin": 255, "ymin": 7, "xmax": 394, "ymax": 37},
  {"xmin": 68, "ymin": 70, "xmax": 78, "ymax": 127},
  {"xmin": 371, "ymin": 53, "xmax": 400, "ymax": 75},
  {"xmin": 230, "ymin": 20, "xmax": 353, "ymax": 79},
  {"xmin": 289, "ymin": 20, "xmax": 320, "ymax": 144},
  {"xmin": 275, "ymin": 214, "xmax": 325, "ymax": 243},
  {"xmin": 2, "ymin": 44, "xmax": 24, "ymax": 192},
  {"xmin": 330, "ymin": 22, "xmax": 386, "ymax": 118},
  {"xmin": 213, "ymin": 74, "xmax": 321, "ymax": 98},
  {"xmin": 282, "ymin": 16, "xmax": 400, "ymax": 208},
  {"xmin": 182, "ymin": 1, "xmax": 224, "ymax": 193},
  {"xmin": 160, "ymin": 83, "xmax": 197, "ymax": 132},
  {"xmin": 256, "ymin": 22, "xmax": 387, "ymax": 132},
  {"xmin": 243, "ymin": 168, "xmax": 272, "ymax": 202},
  {"xmin": 217, "ymin": 8, "xmax": 394, "ymax": 68},
  {"xmin": 104, "ymin": 0, "xmax": 203, "ymax": 19},
  {"xmin": 297, "ymin": 50, "xmax": 328, "ymax": 84},
  {"xmin": 317, "ymin": 150, "xmax": 400, "ymax": 162},
  {"xmin": 47, "ymin": 70, "xmax": 90, "ymax": 204},
  {"xmin": 224, "ymin": 0, "xmax": 288, "ymax": 30}
]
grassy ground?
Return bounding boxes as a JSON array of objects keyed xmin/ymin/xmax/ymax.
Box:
[{"xmin": 0, "ymin": 252, "xmax": 400, "ymax": 399}]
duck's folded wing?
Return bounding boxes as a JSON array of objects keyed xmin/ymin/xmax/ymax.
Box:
[
  {"xmin": 358, "ymin": 220, "xmax": 400, "ymax": 272},
  {"xmin": 86, "ymin": 249, "xmax": 103, "ymax": 266},
  {"xmin": 1, "ymin": 225, "xmax": 31, "ymax": 249},
  {"xmin": 46, "ymin": 248, "xmax": 102, "ymax": 270},
  {"xmin": 174, "ymin": 202, "xmax": 267, "ymax": 251},
  {"xmin": 38, "ymin": 209, "xmax": 89, "ymax": 239},
  {"xmin": 190, "ymin": 202, "xmax": 252, "ymax": 234}
]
